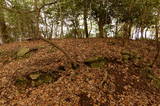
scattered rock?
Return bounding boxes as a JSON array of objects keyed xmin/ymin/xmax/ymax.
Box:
[
  {"xmin": 15, "ymin": 47, "xmax": 39, "ymax": 58},
  {"xmin": 84, "ymin": 57, "xmax": 107, "ymax": 68},
  {"xmin": 16, "ymin": 47, "xmax": 30, "ymax": 57},
  {"xmin": 15, "ymin": 76, "xmax": 29, "ymax": 88},
  {"xmin": 121, "ymin": 50, "xmax": 141, "ymax": 62},
  {"xmin": 29, "ymin": 72, "xmax": 41, "ymax": 80},
  {"xmin": 14, "ymin": 71, "xmax": 61, "ymax": 88}
]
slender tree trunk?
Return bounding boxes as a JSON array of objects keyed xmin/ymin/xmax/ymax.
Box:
[
  {"xmin": 60, "ymin": 5, "xmax": 64, "ymax": 38},
  {"xmin": 54, "ymin": 23, "xmax": 59, "ymax": 38},
  {"xmin": 44, "ymin": 14, "xmax": 48, "ymax": 38},
  {"xmin": 72, "ymin": 18, "xmax": 79, "ymax": 38},
  {"xmin": 34, "ymin": 0, "xmax": 41, "ymax": 39},
  {"xmin": 151, "ymin": 23, "xmax": 159, "ymax": 67},
  {"xmin": 60, "ymin": 20, "xmax": 64, "ymax": 38},
  {"xmin": 141, "ymin": 27, "xmax": 144, "ymax": 39},
  {"xmin": 83, "ymin": 0, "xmax": 89, "ymax": 38},
  {"xmin": 0, "ymin": 0, "xmax": 9, "ymax": 43},
  {"xmin": 89, "ymin": 19, "xmax": 93, "ymax": 36},
  {"xmin": 49, "ymin": 21, "xmax": 54, "ymax": 39},
  {"xmin": 18, "ymin": 20, "xmax": 22, "ymax": 41},
  {"xmin": 127, "ymin": 22, "xmax": 132, "ymax": 39},
  {"xmin": 0, "ymin": 1, "xmax": 9, "ymax": 43},
  {"xmin": 145, "ymin": 27, "xmax": 149, "ymax": 39},
  {"xmin": 135, "ymin": 27, "xmax": 140, "ymax": 39},
  {"xmin": 0, "ymin": 17, "xmax": 8, "ymax": 43},
  {"xmin": 115, "ymin": 20, "xmax": 118, "ymax": 37}
]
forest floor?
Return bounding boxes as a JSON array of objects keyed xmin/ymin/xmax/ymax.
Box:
[{"xmin": 0, "ymin": 38, "xmax": 160, "ymax": 106}]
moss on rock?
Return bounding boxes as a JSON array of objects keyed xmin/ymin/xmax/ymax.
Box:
[
  {"xmin": 84, "ymin": 57, "xmax": 107, "ymax": 68},
  {"xmin": 121, "ymin": 50, "xmax": 141, "ymax": 62},
  {"xmin": 14, "ymin": 71, "xmax": 61, "ymax": 89}
]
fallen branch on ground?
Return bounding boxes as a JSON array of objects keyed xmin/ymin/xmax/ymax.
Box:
[{"xmin": 39, "ymin": 36, "xmax": 78, "ymax": 68}]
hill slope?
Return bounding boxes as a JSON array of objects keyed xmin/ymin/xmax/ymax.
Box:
[{"xmin": 0, "ymin": 38, "xmax": 160, "ymax": 105}]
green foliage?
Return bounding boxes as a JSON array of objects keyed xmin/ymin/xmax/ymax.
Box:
[{"xmin": 0, "ymin": 0, "xmax": 159, "ymax": 41}]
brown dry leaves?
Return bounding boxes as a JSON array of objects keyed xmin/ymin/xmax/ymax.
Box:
[{"xmin": 0, "ymin": 38, "xmax": 160, "ymax": 106}]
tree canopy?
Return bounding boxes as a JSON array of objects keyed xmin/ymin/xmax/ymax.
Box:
[{"xmin": 0, "ymin": 0, "xmax": 159, "ymax": 43}]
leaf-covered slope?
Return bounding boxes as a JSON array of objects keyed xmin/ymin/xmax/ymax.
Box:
[{"xmin": 0, "ymin": 38, "xmax": 160, "ymax": 105}]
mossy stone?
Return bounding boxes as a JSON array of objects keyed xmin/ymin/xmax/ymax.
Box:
[
  {"xmin": 84, "ymin": 57, "xmax": 107, "ymax": 68},
  {"xmin": 29, "ymin": 72, "xmax": 41, "ymax": 80},
  {"xmin": 141, "ymin": 67, "xmax": 153, "ymax": 79},
  {"xmin": 122, "ymin": 55, "xmax": 130, "ymax": 62},
  {"xmin": 15, "ymin": 71, "xmax": 61, "ymax": 89},
  {"xmin": 90, "ymin": 61, "xmax": 106, "ymax": 68},
  {"xmin": 15, "ymin": 77, "xmax": 29, "ymax": 88},
  {"xmin": 16, "ymin": 47, "xmax": 30, "ymax": 57},
  {"xmin": 121, "ymin": 50, "xmax": 131, "ymax": 56},
  {"xmin": 85, "ymin": 57, "xmax": 106, "ymax": 63},
  {"xmin": 121, "ymin": 50, "xmax": 140, "ymax": 62},
  {"xmin": 31, "ymin": 80, "xmax": 44, "ymax": 87},
  {"xmin": 40, "ymin": 74, "xmax": 53, "ymax": 83}
]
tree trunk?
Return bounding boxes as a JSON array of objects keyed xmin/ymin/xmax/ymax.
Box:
[
  {"xmin": 60, "ymin": 5, "xmax": 64, "ymax": 38},
  {"xmin": 98, "ymin": 20, "xmax": 104, "ymax": 38},
  {"xmin": 141, "ymin": 27, "xmax": 144, "ymax": 39},
  {"xmin": 60, "ymin": 20, "xmax": 64, "ymax": 38},
  {"xmin": 72, "ymin": 18, "xmax": 79, "ymax": 38},
  {"xmin": 115, "ymin": 20, "xmax": 118, "ymax": 37},
  {"xmin": 127, "ymin": 22, "xmax": 132, "ymax": 39},
  {"xmin": 0, "ymin": 1, "xmax": 9, "ymax": 43},
  {"xmin": 151, "ymin": 9, "xmax": 160, "ymax": 67},
  {"xmin": 145, "ymin": 27, "xmax": 149, "ymax": 39},
  {"xmin": 83, "ymin": 0, "xmax": 89, "ymax": 38},
  {"xmin": 34, "ymin": 0, "xmax": 40, "ymax": 39},
  {"xmin": 49, "ymin": 21, "xmax": 54, "ymax": 39},
  {"xmin": 151, "ymin": 23, "xmax": 159, "ymax": 67}
]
